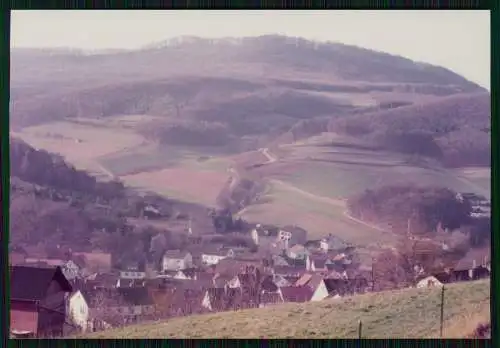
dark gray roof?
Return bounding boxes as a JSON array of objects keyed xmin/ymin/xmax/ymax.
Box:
[{"xmin": 10, "ymin": 265, "xmax": 72, "ymax": 301}]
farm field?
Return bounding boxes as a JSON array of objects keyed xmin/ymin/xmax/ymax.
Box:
[
  {"xmin": 11, "ymin": 120, "xmax": 145, "ymax": 175},
  {"xmin": 454, "ymin": 167, "xmax": 491, "ymax": 196},
  {"xmin": 239, "ymin": 180, "xmax": 394, "ymax": 247},
  {"xmin": 12, "ymin": 116, "xmax": 234, "ymax": 207},
  {"xmin": 255, "ymin": 143, "xmax": 488, "ymax": 200},
  {"xmin": 99, "ymin": 143, "xmax": 232, "ymax": 176},
  {"xmin": 83, "ymin": 279, "xmax": 490, "ymax": 339},
  {"xmin": 120, "ymin": 166, "xmax": 230, "ymax": 207}
]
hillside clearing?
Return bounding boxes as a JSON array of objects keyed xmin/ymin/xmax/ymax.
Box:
[
  {"xmin": 239, "ymin": 180, "xmax": 394, "ymax": 247},
  {"xmin": 256, "ymin": 144, "xmax": 488, "ymax": 200},
  {"xmin": 120, "ymin": 166, "xmax": 230, "ymax": 207},
  {"xmin": 83, "ymin": 279, "xmax": 490, "ymax": 339}
]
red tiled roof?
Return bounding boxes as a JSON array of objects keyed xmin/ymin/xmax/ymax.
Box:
[
  {"xmin": 273, "ymin": 265, "xmax": 306, "ymax": 277},
  {"xmin": 280, "ymin": 286, "xmax": 313, "ymax": 303},
  {"xmin": 295, "ymin": 274, "xmax": 313, "ymax": 287},
  {"xmin": 295, "ymin": 273, "xmax": 324, "ymax": 290},
  {"xmin": 324, "ymin": 277, "xmax": 369, "ymax": 296},
  {"xmin": 283, "ymin": 276, "xmax": 301, "ymax": 284}
]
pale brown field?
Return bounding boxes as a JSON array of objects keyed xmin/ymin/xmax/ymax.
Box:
[
  {"xmin": 14, "ymin": 121, "xmax": 145, "ymax": 160},
  {"xmin": 239, "ymin": 181, "xmax": 394, "ymax": 247},
  {"xmin": 120, "ymin": 167, "xmax": 230, "ymax": 207}
]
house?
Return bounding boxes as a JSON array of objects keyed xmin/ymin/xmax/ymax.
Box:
[
  {"xmin": 250, "ymin": 224, "xmax": 262, "ymax": 245},
  {"xmin": 294, "ymin": 274, "xmax": 329, "ymax": 301},
  {"xmin": 214, "ymin": 258, "xmax": 264, "ymax": 277},
  {"xmin": 67, "ymin": 290, "xmax": 90, "ymax": 332},
  {"xmin": 119, "ymin": 268, "xmax": 147, "ymax": 280},
  {"xmin": 306, "ymin": 254, "xmax": 332, "ymax": 272},
  {"xmin": 272, "ymin": 265, "xmax": 307, "ymax": 278},
  {"xmin": 82, "ymin": 287, "xmax": 155, "ymax": 325},
  {"xmin": 416, "ymin": 275, "xmax": 443, "ymax": 288},
  {"xmin": 172, "ymin": 268, "xmax": 198, "ymax": 280},
  {"xmin": 286, "ymin": 244, "xmax": 308, "ymax": 260},
  {"xmin": 85, "ymin": 273, "xmax": 120, "ymax": 288},
  {"xmin": 162, "ymin": 250, "xmax": 193, "ymax": 272},
  {"xmin": 117, "ymin": 279, "xmax": 146, "ymax": 288},
  {"xmin": 115, "ymin": 287, "xmax": 155, "ymax": 318},
  {"xmin": 272, "ymin": 255, "xmax": 291, "ymax": 267},
  {"xmin": 270, "ymin": 274, "xmax": 293, "ymax": 287},
  {"xmin": 320, "ymin": 234, "xmax": 350, "ymax": 252},
  {"xmin": 143, "ymin": 205, "xmax": 162, "ymax": 219},
  {"xmin": 323, "ymin": 277, "xmax": 370, "ymax": 297},
  {"xmin": 279, "ymin": 286, "xmax": 313, "ymax": 303},
  {"xmin": 10, "ymin": 266, "xmax": 73, "ymax": 337},
  {"xmin": 277, "ymin": 225, "xmax": 308, "ymax": 248},
  {"xmin": 470, "ymin": 266, "xmax": 490, "ymax": 280},
  {"xmin": 201, "ymin": 248, "xmax": 235, "ymax": 266}
]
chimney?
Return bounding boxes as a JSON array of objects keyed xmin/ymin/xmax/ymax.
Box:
[{"xmin": 472, "ymin": 259, "xmax": 477, "ymax": 269}]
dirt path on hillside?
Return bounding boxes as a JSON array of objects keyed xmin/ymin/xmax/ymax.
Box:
[
  {"xmin": 269, "ymin": 179, "xmax": 346, "ymax": 208},
  {"xmin": 95, "ymin": 162, "xmax": 117, "ymax": 180},
  {"xmin": 259, "ymin": 147, "xmax": 277, "ymax": 164},
  {"xmin": 245, "ymin": 148, "xmax": 393, "ymax": 235}
]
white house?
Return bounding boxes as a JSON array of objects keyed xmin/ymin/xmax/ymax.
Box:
[
  {"xmin": 162, "ymin": 250, "xmax": 193, "ymax": 272},
  {"xmin": 119, "ymin": 270, "xmax": 146, "ymax": 280},
  {"xmin": 277, "ymin": 225, "xmax": 307, "ymax": 249},
  {"xmin": 67, "ymin": 290, "xmax": 90, "ymax": 332},
  {"xmin": 201, "ymin": 248, "xmax": 234, "ymax": 266},
  {"xmin": 306, "ymin": 255, "xmax": 332, "ymax": 272},
  {"xmin": 251, "ymin": 227, "xmax": 260, "ymax": 246},
  {"xmin": 310, "ymin": 279, "xmax": 329, "ymax": 301}
]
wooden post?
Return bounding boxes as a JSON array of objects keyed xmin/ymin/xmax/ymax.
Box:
[
  {"xmin": 358, "ymin": 320, "xmax": 362, "ymax": 339},
  {"xmin": 440, "ymin": 285, "xmax": 445, "ymax": 337}
]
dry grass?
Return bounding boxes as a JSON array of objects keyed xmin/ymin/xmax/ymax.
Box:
[
  {"xmin": 239, "ymin": 180, "xmax": 394, "ymax": 247},
  {"xmin": 255, "ymin": 143, "xmax": 487, "ymax": 200},
  {"xmin": 82, "ymin": 279, "xmax": 490, "ymax": 339},
  {"xmin": 454, "ymin": 167, "xmax": 491, "ymax": 195},
  {"xmin": 120, "ymin": 167, "xmax": 230, "ymax": 207},
  {"xmin": 14, "ymin": 121, "xmax": 144, "ymax": 161}
]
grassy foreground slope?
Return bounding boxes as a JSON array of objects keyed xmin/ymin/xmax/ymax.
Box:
[{"xmin": 84, "ymin": 280, "xmax": 489, "ymax": 339}]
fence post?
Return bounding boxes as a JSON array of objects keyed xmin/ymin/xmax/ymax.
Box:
[
  {"xmin": 358, "ymin": 319, "xmax": 362, "ymax": 339},
  {"xmin": 440, "ymin": 285, "xmax": 445, "ymax": 338}
]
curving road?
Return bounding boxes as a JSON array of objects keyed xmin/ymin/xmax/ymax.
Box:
[{"xmin": 252, "ymin": 147, "xmax": 392, "ymax": 234}]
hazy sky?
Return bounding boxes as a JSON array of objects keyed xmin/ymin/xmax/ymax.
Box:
[{"xmin": 11, "ymin": 10, "xmax": 490, "ymax": 89}]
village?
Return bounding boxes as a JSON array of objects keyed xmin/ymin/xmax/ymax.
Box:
[{"xmin": 9, "ymin": 210, "xmax": 491, "ymax": 338}]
